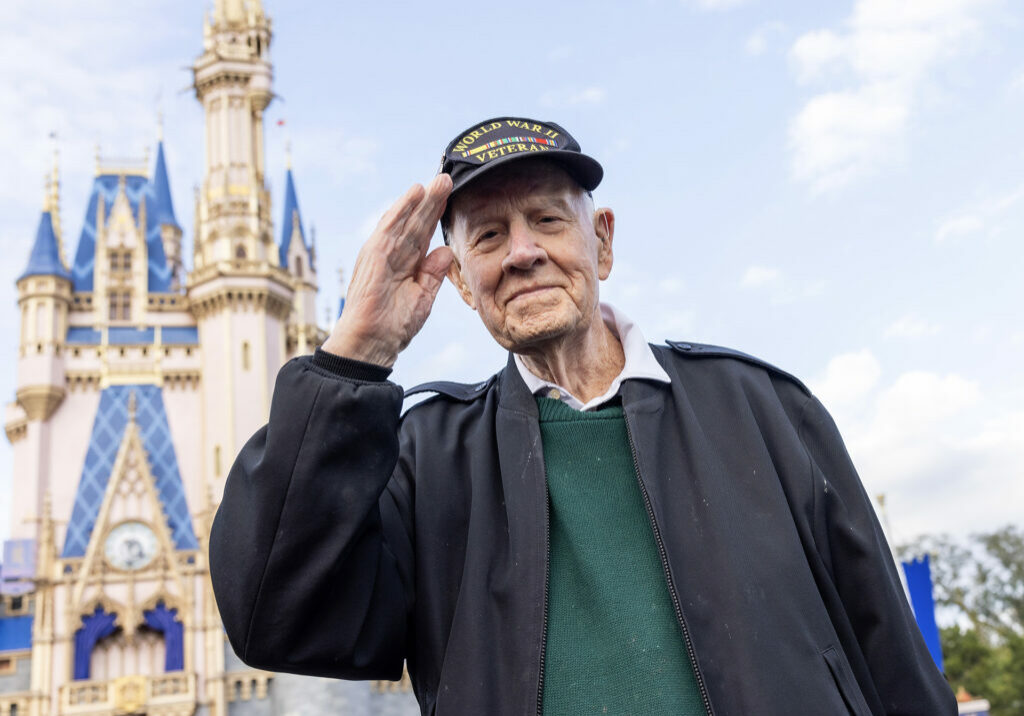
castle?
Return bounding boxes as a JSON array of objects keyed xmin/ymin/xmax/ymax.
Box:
[{"xmin": 0, "ymin": 2, "xmax": 417, "ymax": 714}]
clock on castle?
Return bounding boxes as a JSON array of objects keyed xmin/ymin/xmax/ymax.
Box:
[{"xmin": 0, "ymin": 2, "xmax": 419, "ymax": 714}]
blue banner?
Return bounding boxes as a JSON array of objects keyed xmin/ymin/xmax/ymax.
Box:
[{"xmin": 901, "ymin": 554, "xmax": 944, "ymax": 673}]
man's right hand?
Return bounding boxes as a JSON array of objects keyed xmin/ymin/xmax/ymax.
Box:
[{"xmin": 321, "ymin": 173, "xmax": 454, "ymax": 368}]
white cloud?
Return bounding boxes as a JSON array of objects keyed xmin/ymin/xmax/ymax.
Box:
[
  {"xmin": 788, "ymin": 0, "xmax": 994, "ymax": 192},
  {"xmin": 871, "ymin": 371, "xmax": 980, "ymax": 435},
  {"xmin": 738, "ymin": 266, "xmax": 824, "ymax": 304},
  {"xmin": 540, "ymin": 86, "xmax": 608, "ymax": 108},
  {"xmin": 740, "ymin": 265, "xmax": 780, "ymax": 288},
  {"xmin": 934, "ymin": 183, "xmax": 1024, "ymax": 242},
  {"xmin": 746, "ymin": 21, "xmax": 787, "ymax": 56},
  {"xmin": 935, "ymin": 214, "xmax": 984, "ymax": 242},
  {"xmin": 810, "ymin": 349, "xmax": 882, "ymax": 406},
  {"xmin": 790, "ymin": 29, "xmax": 846, "ymax": 81},
  {"xmin": 885, "ymin": 314, "xmax": 941, "ymax": 338},
  {"xmin": 812, "ymin": 358, "xmax": 1023, "ymax": 540}
]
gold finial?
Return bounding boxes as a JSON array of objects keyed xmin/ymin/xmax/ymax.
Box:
[
  {"xmin": 43, "ymin": 171, "xmax": 51, "ymax": 211},
  {"xmin": 50, "ymin": 133, "xmax": 66, "ymax": 266},
  {"xmin": 95, "ymin": 143, "xmax": 102, "ymax": 176},
  {"xmin": 157, "ymin": 110, "xmax": 164, "ymax": 142},
  {"xmin": 285, "ymin": 139, "xmax": 292, "ymax": 170},
  {"xmin": 49, "ymin": 133, "xmax": 59, "ymax": 210},
  {"xmin": 127, "ymin": 390, "xmax": 137, "ymax": 423}
]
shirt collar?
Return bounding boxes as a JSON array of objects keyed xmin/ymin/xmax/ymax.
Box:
[{"xmin": 513, "ymin": 302, "xmax": 671, "ymax": 411}]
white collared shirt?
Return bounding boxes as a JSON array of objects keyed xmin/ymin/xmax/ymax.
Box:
[{"xmin": 514, "ymin": 303, "xmax": 671, "ymax": 411}]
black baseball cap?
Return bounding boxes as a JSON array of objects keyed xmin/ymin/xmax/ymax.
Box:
[{"xmin": 439, "ymin": 116, "xmax": 604, "ymax": 198}]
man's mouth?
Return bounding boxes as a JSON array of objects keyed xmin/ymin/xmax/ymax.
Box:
[{"xmin": 507, "ymin": 285, "xmax": 555, "ymax": 302}]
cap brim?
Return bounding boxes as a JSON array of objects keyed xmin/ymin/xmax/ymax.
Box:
[{"xmin": 449, "ymin": 149, "xmax": 603, "ymax": 197}]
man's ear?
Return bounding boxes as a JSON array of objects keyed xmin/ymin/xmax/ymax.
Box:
[
  {"xmin": 447, "ymin": 256, "xmax": 477, "ymax": 310},
  {"xmin": 594, "ymin": 207, "xmax": 615, "ymax": 280}
]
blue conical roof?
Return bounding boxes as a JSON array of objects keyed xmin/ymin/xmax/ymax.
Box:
[
  {"xmin": 278, "ymin": 169, "xmax": 310, "ymax": 268},
  {"xmin": 70, "ymin": 173, "xmax": 174, "ymax": 293},
  {"xmin": 151, "ymin": 141, "xmax": 179, "ymax": 228},
  {"xmin": 20, "ymin": 211, "xmax": 70, "ymax": 281}
]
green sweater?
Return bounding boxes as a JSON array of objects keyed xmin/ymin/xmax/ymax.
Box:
[{"xmin": 537, "ymin": 397, "xmax": 706, "ymax": 716}]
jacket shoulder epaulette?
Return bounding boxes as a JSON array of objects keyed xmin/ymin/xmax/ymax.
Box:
[
  {"xmin": 404, "ymin": 375, "xmax": 496, "ymax": 403},
  {"xmin": 664, "ymin": 340, "xmax": 809, "ymax": 394}
]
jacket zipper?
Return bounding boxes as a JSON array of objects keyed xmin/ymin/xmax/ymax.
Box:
[
  {"xmin": 535, "ymin": 460, "xmax": 551, "ymax": 716},
  {"xmin": 624, "ymin": 414, "xmax": 715, "ymax": 716}
]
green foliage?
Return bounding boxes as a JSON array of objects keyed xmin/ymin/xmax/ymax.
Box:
[{"xmin": 901, "ymin": 526, "xmax": 1024, "ymax": 716}]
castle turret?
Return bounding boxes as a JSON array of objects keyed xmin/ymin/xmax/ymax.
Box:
[
  {"xmin": 9, "ymin": 176, "xmax": 72, "ymax": 540},
  {"xmin": 151, "ymin": 129, "xmax": 184, "ymax": 289},
  {"xmin": 278, "ymin": 160, "xmax": 321, "ymax": 357},
  {"xmin": 188, "ymin": 0, "xmax": 292, "ymax": 501},
  {"xmin": 190, "ymin": 0, "xmax": 275, "ymax": 267}
]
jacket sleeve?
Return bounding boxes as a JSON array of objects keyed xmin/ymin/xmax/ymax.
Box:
[
  {"xmin": 209, "ymin": 354, "xmax": 415, "ymax": 680},
  {"xmin": 798, "ymin": 395, "xmax": 956, "ymax": 715}
]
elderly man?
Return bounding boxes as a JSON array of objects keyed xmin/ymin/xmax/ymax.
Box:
[{"xmin": 210, "ymin": 117, "xmax": 955, "ymax": 715}]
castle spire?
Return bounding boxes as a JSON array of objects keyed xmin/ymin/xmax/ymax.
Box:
[
  {"xmin": 20, "ymin": 171, "xmax": 71, "ymax": 282},
  {"xmin": 151, "ymin": 138, "xmax": 179, "ymax": 228},
  {"xmin": 278, "ymin": 164, "xmax": 307, "ymax": 267},
  {"xmin": 214, "ymin": 0, "xmax": 254, "ymax": 26},
  {"xmin": 192, "ymin": 0, "xmax": 274, "ymax": 270},
  {"xmin": 49, "ymin": 134, "xmax": 63, "ymax": 255}
]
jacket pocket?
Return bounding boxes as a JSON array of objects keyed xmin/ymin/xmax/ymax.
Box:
[{"xmin": 822, "ymin": 646, "xmax": 872, "ymax": 716}]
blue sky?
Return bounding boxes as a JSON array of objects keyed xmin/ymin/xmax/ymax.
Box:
[{"xmin": 1, "ymin": 0, "xmax": 1022, "ymax": 543}]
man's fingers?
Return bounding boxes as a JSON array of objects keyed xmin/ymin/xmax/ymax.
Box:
[
  {"xmin": 404, "ymin": 173, "xmax": 453, "ymax": 250},
  {"xmin": 417, "ymin": 245, "xmax": 454, "ymax": 298},
  {"xmin": 376, "ymin": 183, "xmax": 427, "ymax": 239}
]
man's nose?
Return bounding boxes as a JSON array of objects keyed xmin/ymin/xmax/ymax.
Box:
[{"xmin": 502, "ymin": 222, "xmax": 546, "ymax": 271}]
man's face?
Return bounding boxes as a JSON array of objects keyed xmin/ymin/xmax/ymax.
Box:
[{"xmin": 446, "ymin": 160, "xmax": 614, "ymax": 353}]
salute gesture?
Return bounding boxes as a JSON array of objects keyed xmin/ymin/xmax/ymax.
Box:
[{"xmin": 322, "ymin": 173, "xmax": 454, "ymax": 368}]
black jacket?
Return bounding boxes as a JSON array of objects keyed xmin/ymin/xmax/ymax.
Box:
[{"xmin": 210, "ymin": 341, "xmax": 956, "ymax": 715}]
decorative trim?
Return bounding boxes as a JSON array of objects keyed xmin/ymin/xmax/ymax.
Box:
[
  {"xmin": 225, "ymin": 670, "xmax": 272, "ymax": 702},
  {"xmin": 17, "ymin": 275, "xmax": 72, "ymax": 301},
  {"xmin": 4, "ymin": 594, "xmax": 31, "ymax": 616},
  {"xmin": 66, "ymin": 373, "xmax": 102, "ymax": 392},
  {"xmin": 285, "ymin": 323, "xmax": 328, "ymax": 356},
  {"xmin": 16, "ymin": 385, "xmax": 66, "ymax": 421},
  {"xmin": 0, "ymin": 693, "xmax": 29, "ymax": 714},
  {"xmin": 147, "ymin": 294, "xmax": 190, "ymax": 312},
  {"xmin": 60, "ymin": 672, "xmax": 196, "ymax": 714},
  {"xmin": 71, "ymin": 293, "xmax": 95, "ymax": 312},
  {"xmin": 162, "ymin": 371, "xmax": 201, "ymax": 390},
  {"xmin": 188, "ymin": 284, "xmax": 292, "ymax": 321},
  {"xmin": 4, "ymin": 416, "xmax": 27, "ymax": 443}
]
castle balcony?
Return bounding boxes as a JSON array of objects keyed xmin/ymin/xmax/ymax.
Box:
[{"xmin": 59, "ymin": 671, "xmax": 195, "ymax": 716}]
